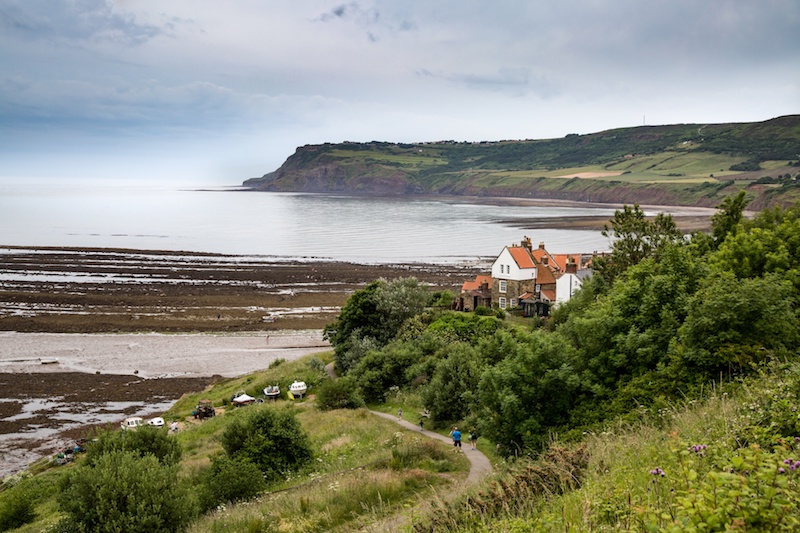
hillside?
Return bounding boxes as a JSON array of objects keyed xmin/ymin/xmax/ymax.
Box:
[{"xmin": 244, "ymin": 115, "xmax": 800, "ymax": 209}]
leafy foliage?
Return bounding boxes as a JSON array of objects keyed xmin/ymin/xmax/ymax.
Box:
[
  {"xmin": 315, "ymin": 375, "xmax": 366, "ymax": 410},
  {"xmin": 197, "ymin": 456, "xmax": 267, "ymax": 512},
  {"xmin": 58, "ymin": 450, "xmax": 194, "ymax": 533},
  {"xmin": 324, "ymin": 277, "xmax": 430, "ymax": 374},
  {"xmin": 593, "ymin": 204, "xmax": 683, "ymax": 282},
  {"xmin": 84, "ymin": 424, "xmax": 182, "ymax": 467},
  {"xmin": 220, "ymin": 406, "xmax": 313, "ymax": 481},
  {"xmin": 0, "ymin": 488, "xmax": 35, "ymax": 532}
]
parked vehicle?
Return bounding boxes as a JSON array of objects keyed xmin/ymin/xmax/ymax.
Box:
[{"xmin": 193, "ymin": 399, "xmax": 215, "ymax": 419}]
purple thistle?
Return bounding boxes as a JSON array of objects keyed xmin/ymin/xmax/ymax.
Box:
[{"xmin": 779, "ymin": 467, "xmax": 787, "ymax": 474}]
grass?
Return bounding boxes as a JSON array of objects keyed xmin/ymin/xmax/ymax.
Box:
[
  {"xmin": 0, "ymin": 353, "xmax": 470, "ymax": 532},
  {"xmin": 410, "ymin": 364, "xmax": 800, "ymax": 532}
]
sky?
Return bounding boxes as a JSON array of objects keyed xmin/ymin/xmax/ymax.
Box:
[{"xmin": 1, "ymin": 0, "xmax": 798, "ymax": 186}]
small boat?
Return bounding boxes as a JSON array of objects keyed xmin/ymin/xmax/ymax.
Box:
[
  {"xmin": 289, "ymin": 381, "xmax": 307, "ymax": 399},
  {"xmin": 121, "ymin": 417, "xmax": 144, "ymax": 431},
  {"xmin": 263, "ymin": 385, "xmax": 281, "ymax": 400},
  {"xmin": 40, "ymin": 358, "xmax": 59, "ymax": 365},
  {"xmin": 147, "ymin": 417, "xmax": 165, "ymax": 428},
  {"xmin": 231, "ymin": 391, "xmax": 256, "ymax": 406}
]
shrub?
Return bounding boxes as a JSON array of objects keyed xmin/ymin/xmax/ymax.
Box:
[
  {"xmin": 198, "ymin": 456, "xmax": 267, "ymax": 512},
  {"xmin": 84, "ymin": 424, "xmax": 182, "ymax": 467},
  {"xmin": 474, "ymin": 306, "xmax": 494, "ymax": 316},
  {"xmin": 315, "ymin": 376, "xmax": 365, "ymax": 410},
  {"xmin": 269, "ymin": 357, "xmax": 286, "ymax": 368},
  {"xmin": 220, "ymin": 406, "xmax": 313, "ymax": 482},
  {"xmin": 0, "ymin": 489, "xmax": 35, "ymax": 532},
  {"xmin": 59, "ymin": 450, "xmax": 194, "ymax": 533}
]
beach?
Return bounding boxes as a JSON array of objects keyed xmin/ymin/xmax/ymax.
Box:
[{"xmin": 0, "ymin": 247, "xmax": 487, "ymax": 476}]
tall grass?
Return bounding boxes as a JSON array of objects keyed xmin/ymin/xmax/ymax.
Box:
[{"xmin": 412, "ymin": 364, "xmax": 800, "ymax": 532}]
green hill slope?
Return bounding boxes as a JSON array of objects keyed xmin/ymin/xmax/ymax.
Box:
[{"xmin": 244, "ymin": 115, "xmax": 800, "ymax": 208}]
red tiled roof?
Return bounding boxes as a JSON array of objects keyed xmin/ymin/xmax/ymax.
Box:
[
  {"xmin": 531, "ymin": 246, "xmax": 560, "ymax": 271},
  {"xmin": 508, "ymin": 247, "xmax": 536, "ymax": 269},
  {"xmin": 541, "ymin": 288, "xmax": 556, "ymax": 301},
  {"xmin": 461, "ymin": 274, "xmax": 492, "ymax": 291},
  {"xmin": 553, "ymin": 254, "xmax": 571, "ymax": 270},
  {"xmin": 536, "ymin": 265, "xmax": 556, "ymax": 285}
]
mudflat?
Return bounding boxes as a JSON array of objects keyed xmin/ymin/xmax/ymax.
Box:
[{"xmin": 0, "ymin": 246, "xmax": 486, "ymax": 475}]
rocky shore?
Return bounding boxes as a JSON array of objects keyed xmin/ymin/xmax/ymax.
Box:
[{"xmin": 0, "ymin": 246, "xmax": 487, "ymax": 476}]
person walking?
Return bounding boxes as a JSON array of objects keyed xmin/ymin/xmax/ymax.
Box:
[
  {"xmin": 449, "ymin": 426, "xmax": 462, "ymax": 452},
  {"xmin": 469, "ymin": 428, "xmax": 478, "ymax": 450},
  {"xmin": 397, "ymin": 408, "xmax": 403, "ymax": 420},
  {"xmin": 419, "ymin": 418, "xmax": 424, "ymax": 431}
]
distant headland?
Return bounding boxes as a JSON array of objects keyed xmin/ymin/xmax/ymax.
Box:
[{"xmin": 243, "ymin": 115, "xmax": 800, "ymax": 210}]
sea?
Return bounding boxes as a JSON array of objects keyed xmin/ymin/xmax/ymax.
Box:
[{"xmin": 0, "ymin": 179, "xmax": 620, "ymax": 263}]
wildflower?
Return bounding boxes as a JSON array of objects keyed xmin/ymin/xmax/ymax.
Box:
[
  {"xmin": 649, "ymin": 468, "xmax": 665, "ymax": 477},
  {"xmin": 779, "ymin": 467, "xmax": 787, "ymax": 474},
  {"xmin": 689, "ymin": 444, "xmax": 708, "ymax": 454}
]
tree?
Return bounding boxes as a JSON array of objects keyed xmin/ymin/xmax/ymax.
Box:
[
  {"xmin": 478, "ymin": 331, "xmax": 581, "ymax": 455},
  {"xmin": 324, "ymin": 280, "xmax": 383, "ymax": 373},
  {"xmin": 59, "ymin": 451, "xmax": 193, "ymax": 533},
  {"xmin": 710, "ymin": 190, "xmax": 749, "ymax": 248},
  {"xmin": 420, "ymin": 343, "xmax": 482, "ymax": 423},
  {"xmin": 594, "ymin": 204, "xmax": 683, "ymax": 282},
  {"xmin": 324, "ymin": 277, "xmax": 430, "ymax": 373},
  {"xmin": 676, "ymin": 273, "xmax": 799, "ymax": 372},
  {"xmin": 220, "ymin": 406, "xmax": 313, "ymax": 482}
]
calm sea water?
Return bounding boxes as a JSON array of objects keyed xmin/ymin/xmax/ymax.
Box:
[{"xmin": 0, "ymin": 180, "xmax": 617, "ymax": 263}]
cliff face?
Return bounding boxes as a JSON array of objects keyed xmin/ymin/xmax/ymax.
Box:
[{"xmin": 243, "ymin": 117, "xmax": 800, "ymax": 208}]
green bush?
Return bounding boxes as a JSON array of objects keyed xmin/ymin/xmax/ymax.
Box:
[
  {"xmin": 315, "ymin": 376, "xmax": 365, "ymax": 410},
  {"xmin": 0, "ymin": 489, "xmax": 35, "ymax": 532},
  {"xmin": 84, "ymin": 424, "xmax": 182, "ymax": 467},
  {"xmin": 59, "ymin": 450, "xmax": 194, "ymax": 533},
  {"xmin": 474, "ymin": 305, "xmax": 494, "ymax": 316},
  {"xmin": 220, "ymin": 406, "xmax": 313, "ymax": 482},
  {"xmin": 198, "ymin": 456, "xmax": 267, "ymax": 512}
]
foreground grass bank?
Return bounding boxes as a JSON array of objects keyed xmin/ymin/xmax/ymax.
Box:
[{"xmin": 0, "ymin": 353, "xmax": 470, "ymax": 532}]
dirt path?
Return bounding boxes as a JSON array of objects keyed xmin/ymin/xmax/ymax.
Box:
[
  {"xmin": 370, "ymin": 410, "xmax": 492, "ymax": 485},
  {"xmin": 364, "ymin": 410, "xmax": 492, "ymax": 532}
]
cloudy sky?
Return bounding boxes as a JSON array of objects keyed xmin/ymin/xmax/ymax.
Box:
[{"xmin": 1, "ymin": 0, "xmax": 798, "ymax": 185}]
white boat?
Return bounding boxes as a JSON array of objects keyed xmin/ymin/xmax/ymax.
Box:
[
  {"xmin": 147, "ymin": 417, "xmax": 165, "ymax": 428},
  {"xmin": 121, "ymin": 417, "xmax": 143, "ymax": 431},
  {"xmin": 231, "ymin": 392, "xmax": 256, "ymax": 406},
  {"xmin": 289, "ymin": 380, "xmax": 307, "ymax": 399},
  {"xmin": 263, "ymin": 385, "xmax": 281, "ymax": 400}
]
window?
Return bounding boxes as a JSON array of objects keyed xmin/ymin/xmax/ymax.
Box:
[
  {"xmin": 499, "ymin": 280, "xmax": 507, "ymax": 293},
  {"xmin": 510, "ymin": 298, "xmax": 516, "ymax": 308},
  {"xmin": 499, "ymin": 297, "xmax": 507, "ymax": 309}
]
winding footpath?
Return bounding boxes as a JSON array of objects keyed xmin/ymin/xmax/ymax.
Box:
[
  {"xmin": 369, "ymin": 410, "xmax": 493, "ymax": 485},
  {"xmin": 364, "ymin": 410, "xmax": 493, "ymax": 532}
]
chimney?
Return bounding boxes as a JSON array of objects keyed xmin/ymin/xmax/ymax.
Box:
[
  {"xmin": 566, "ymin": 255, "xmax": 577, "ymax": 274},
  {"xmin": 521, "ymin": 236, "xmax": 532, "ymax": 251},
  {"xmin": 539, "ymin": 241, "xmax": 545, "ymax": 250}
]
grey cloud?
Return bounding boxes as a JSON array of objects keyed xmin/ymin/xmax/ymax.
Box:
[
  {"xmin": 0, "ymin": 0, "xmax": 162, "ymax": 45},
  {"xmin": 417, "ymin": 67, "xmax": 559, "ymax": 98}
]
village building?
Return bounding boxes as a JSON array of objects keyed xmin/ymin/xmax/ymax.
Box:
[
  {"xmin": 458, "ymin": 274, "xmax": 492, "ymax": 311},
  {"xmin": 460, "ymin": 236, "xmax": 593, "ymax": 316}
]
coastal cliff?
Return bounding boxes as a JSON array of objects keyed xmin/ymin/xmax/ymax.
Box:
[{"xmin": 244, "ymin": 116, "xmax": 800, "ymax": 209}]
